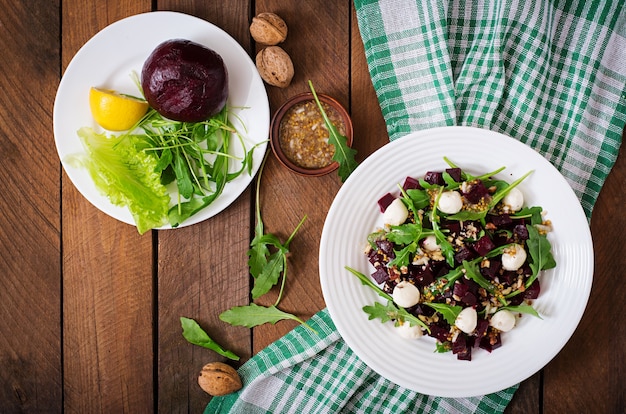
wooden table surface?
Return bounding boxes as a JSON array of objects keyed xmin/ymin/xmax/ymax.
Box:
[{"xmin": 1, "ymin": 1, "xmax": 624, "ymax": 413}]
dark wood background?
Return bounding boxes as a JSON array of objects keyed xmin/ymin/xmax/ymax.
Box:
[{"xmin": 0, "ymin": 1, "xmax": 623, "ymax": 413}]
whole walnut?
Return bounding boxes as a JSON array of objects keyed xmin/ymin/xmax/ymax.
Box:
[
  {"xmin": 250, "ymin": 12, "xmax": 288, "ymax": 45},
  {"xmin": 255, "ymin": 46, "xmax": 294, "ymax": 88},
  {"xmin": 198, "ymin": 362, "xmax": 242, "ymax": 396}
]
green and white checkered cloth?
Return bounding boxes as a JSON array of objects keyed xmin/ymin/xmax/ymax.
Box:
[
  {"xmin": 206, "ymin": 309, "xmax": 516, "ymax": 414},
  {"xmin": 207, "ymin": 1, "xmax": 625, "ymax": 413}
]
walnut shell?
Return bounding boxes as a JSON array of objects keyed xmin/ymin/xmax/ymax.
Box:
[
  {"xmin": 255, "ymin": 46, "xmax": 294, "ymax": 88},
  {"xmin": 250, "ymin": 12, "xmax": 288, "ymax": 45},
  {"xmin": 197, "ymin": 362, "xmax": 242, "ymax": 396}
]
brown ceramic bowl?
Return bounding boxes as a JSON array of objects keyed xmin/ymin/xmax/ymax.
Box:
[{"xmin": 270, "ymin": 92, "xmax": 353, "ymax": 176}]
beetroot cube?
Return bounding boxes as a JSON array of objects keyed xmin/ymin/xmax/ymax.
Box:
[
  {"xmin": 462, "ymin": 180, "xmax": 489, "ymax": 204},
  {"xmin": 524, "ymin": 279, "xmax": 541, "ymax": 299},
  {"xmin": 453, "ymin": 281, "xmax": 469, "ymax": 298},
  {"xmin": 480, "ymin": 259, "xmax": 501, "ymax": 280},
  {"xmin": 378, "ymin": 192, "xmax": 395, "ymax": 213},
  {"xmin": 454, "ymin": 246, "xmax": 475, "ymax": 264},
  {"xmin": 471, "ymin": 235, "xmax": 496, "ymax": 256},
  {"xmin": 490, "ymin": 214, "xmax": 512, "ymax": 227},
  {"xmin": 445, "ymin": 168, "xmax": 462, "ymax": 182},
  {"xmin": 371, "ymin": 266, "xmax": 389, "ymax": 284},
  {"xmin": 376, "ymin": 240, "xmax": 395, "ymax": 258},
  {"xmin": 410, "ymin": 265, "xmax": 434, "ymax": 288},
  {"xmin": 479, "ymin": 330, "xmax": 502, "ymax": 353},
  {"xmin": 402, "ymin": 176, "xmax": 422, "ymax": 191},
  {"xmin": 461, "ymin": 292, "xmax": 477, "ymax": 306},
  {"xmin": 514, "ymin": 224, "xmax": 529, "ymax": 241},
  {"xmin": 429, "ymin": 323, "xmax": 451, "ymax": 343},
  {"xmin": 475, "ymin": 319, "xmax": 489, "ymax": 339},
  {"xmin": 424, "ymin": 171, "xmax": 444, "ymax": 185}
]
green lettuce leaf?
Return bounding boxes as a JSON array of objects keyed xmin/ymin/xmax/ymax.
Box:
[{"xmin": 70, "ymin": 127, "xmax": 170, "ymax": 234}]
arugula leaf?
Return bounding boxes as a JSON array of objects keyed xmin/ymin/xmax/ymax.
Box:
[
  {"xmin": 387, "ymin": 241, "xmax": 417, "ymax": 269},
  {"xmin": 136, "ymin": 105, "xmax": 254, "ymax": 228},
  {"xmin": 489, "ymin": 170, "xmax": 533, "ymax": 209},
  {"xmin": 511, "ymin": 206, "xmax": 544, "ymax": 226},
  {"xmin": 501, "ymin": 304, "xmax": 542, "ymax": 318},
  {"xmin": 443, "ymin": 157, "xmax": 506, "ymax": 183},
  {"xmin": 251, "ymin": 249, "xmax": 287, "ymax": 299},
  {"xmin": 219, "ymin": 303, "xmax": 316, "ymax": 333},
  {"xmin": 220, "ymin": 157, "xmax": 310, "ymax": 332},
  {"xmin": 423, "ymin": 302, "xmax": 463, "ymax": 325},
  {"xmin": 525, "ymin": 224, "xmax": 556, "ymax": 287},
  {"xmin": 435, "ymin": 342, "xmax": 452, "ymax": 353},
  {"xmin": 180, "ymin": 317, "xmax": 240, "ymax": 361},
  {"xmin": 363, "ymin": 300, "xmax": 429, "ymax": 331},
  {"xmin": 308, "ymin": 80, "xmax": 358, "ymax": 181},
  {"xmin": 430, "ymin": 188, "xmax": 456, "ymax": 266},
  {"xmin": 345, "ymin": 266, "xmax": 393, "ymax": 302},
  {"xmin": 446, "ymin": 210, "xmax": 490, "ymax": 222},
  {"xmin": 462, "ymin": 260, "xmax": 496, "ymax": 294},
  {"xmin": 363, "ymin": 301, "xmax": 397, "ymax": 324},
  {"xmin": 406, "ymin": 188, "xmax": 430, "ymax": 210},
  {"xmin": 386, "ymin": 223, "xmax": 423, "ymax": 245}
]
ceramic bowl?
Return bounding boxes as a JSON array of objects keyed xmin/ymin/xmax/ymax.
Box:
[{"xmin": 270, "ymin": 92, "xmax": 353, "ymax": 176}]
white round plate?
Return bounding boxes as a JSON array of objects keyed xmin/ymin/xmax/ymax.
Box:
[
  {"xmin": 319, "ymin": 126, "xmax": 593, "ymax": 397},
  {"xmin": 53, "ymin": 11, "xmax": 269, "ymax": 229}
]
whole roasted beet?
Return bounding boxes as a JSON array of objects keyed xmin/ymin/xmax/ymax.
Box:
[{"xmin": 141, "ymin": 39, "xmax": 228, "ymax": 122}]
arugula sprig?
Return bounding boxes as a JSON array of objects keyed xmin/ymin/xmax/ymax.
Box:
[
  {"xmin": 446, "ymin": 170, "xmax": 534, "ymax": 223},
  {"xmin": 308, "ymin": 80, "xmax": 358, "ymax": 182},
  {"xmin": 431, "ymin": 188, "xmax": 456, "ymax": 267},
  {"xmin": 134, "ymin": 105, "xmax": 257, "ymax": 227},
  {"xmin": 180, "ymin": 317, "xmax": 240, "ymax": 361},
  {"xmin": 219, "ymin": 155, "xmax": 315, "ymax": 332},
  {"xmin": 346, "ymin": 266, "xmax": 429, "ymax": 331}
]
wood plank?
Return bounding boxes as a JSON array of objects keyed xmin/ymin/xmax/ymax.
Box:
[
  {"xmin": 543, "ymin": 139, "xmax": 625, "ymax": 413},
  {"xmin": 60, "ymin": 2, "xmax": 154, "ymax": 413},
  {"xmin": 250, "ymin": 0, "xmax": 351, "ymax": 352},
  {"xmin": 152, "ymin": 2, "xmax": 254, "ymax": 412},
  {"xmin": 0, "ymin": 0, "xmax": 61, "ymax": 412},
  {"xmin": 505, "ymin": 373, "xmax": 540, "ymax": 414}
]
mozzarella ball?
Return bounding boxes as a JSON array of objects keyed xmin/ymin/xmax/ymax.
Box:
[
  {"xmin": 501, "ymin": 244, "xmax": 527, "ymax": 271},
  {"xmin": 454, "ymin": 307, "xmax": 477, "ymax": 334},
  {"xmin": 392, "ymin": 281, "xmax": 421, "ymax": 308},
  {"xmin": 503, "ymin": 187, "xmax": 524, "ymax": 212},
  {"xmin": 422, "ymin": 234, "xmax": 440, "ymax": 252},
  {"xmin": 396, "ymin": 320, "xmax": 423, "ymax": 339},
  {"xmin": 437, "ymin": 191, "xmax": 463, "ymax": 214},
  {"xmin": 383, "ymin": 198, "xmax": 409, "ymax": 226},
  {"xmin": 490, "ymin": 309, "xmax": 516, "ymax": 332}
]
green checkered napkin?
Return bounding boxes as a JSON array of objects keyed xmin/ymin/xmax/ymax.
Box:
[
  {"xmin": 207, "ymin": 1, "xmax": 625, "ymax": 413},
  {"xmin": 206, "ymin": 309, "xmax": 516, "ymax": 414}
]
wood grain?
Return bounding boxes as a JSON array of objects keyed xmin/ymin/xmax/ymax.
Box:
[
  {"xmin": 544, "ymin": 138, "xmax": 625, "ymax": 414},
  {"xmin": 60, "ymin": 1, "xmax": 153, "ymax": 413},
  {"xmin": 250, "ymin": 0, "xmax": 351, "ymax": 352},
  {"xmin": 153, "ymin": 1, "xmax": 253, "ymax": 412},
  {"xmin": 0, "ymin": 1, "xmax": 61, "ymax": 412}
]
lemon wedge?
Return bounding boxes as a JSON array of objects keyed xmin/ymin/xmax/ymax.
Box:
[{"xmin": 89, "ymin": 87, "xmax": 149, "ymax": 131}]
